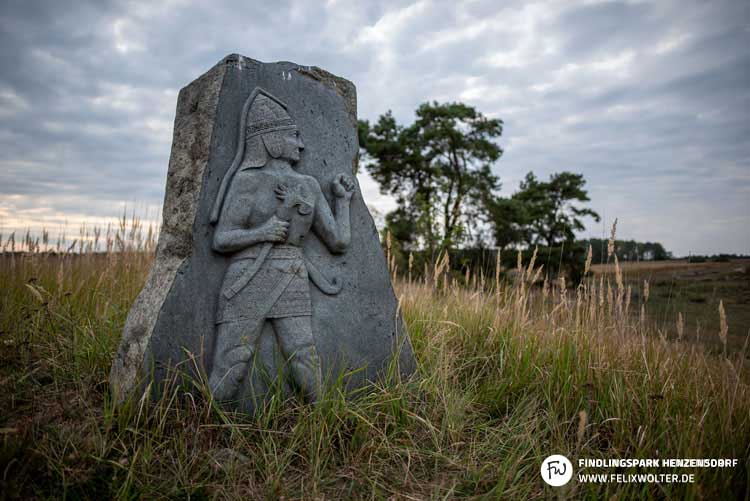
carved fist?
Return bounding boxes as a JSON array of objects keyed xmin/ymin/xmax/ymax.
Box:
[
  {"xmin": 331, "ymin": 173, "xmax": 355, "ymax": 200},
  {"xmin": 259, "ymin": 215, "xmax": 289, "ymax": 243}
]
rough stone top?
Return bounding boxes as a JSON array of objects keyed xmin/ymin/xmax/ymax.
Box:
[{"xmin": 212, "ymin": 54, "xmax": 357, "ymax": 125}]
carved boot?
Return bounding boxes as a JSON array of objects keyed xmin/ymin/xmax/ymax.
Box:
[{"xmin": 288, "ymin": 344, "xmax": 323, "ymax": 403}]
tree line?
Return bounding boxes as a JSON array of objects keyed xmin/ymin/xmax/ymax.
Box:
[
  {"xmin": 583, "ymin": 239, "xmax": 672, "ymax": 262},
  {"xmin": 358, "ymin": 102, "xmax": 596, "ymax": 248},
  {"xmin": 358, "ymin": 101, "xmax": 671, "ymax": 277}
]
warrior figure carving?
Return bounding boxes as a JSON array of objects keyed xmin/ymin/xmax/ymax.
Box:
[{"xmin": 208, "ymin": 87, "xmax": 355, "ymax": 404}]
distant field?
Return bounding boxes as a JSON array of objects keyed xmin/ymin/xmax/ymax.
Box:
[
  {"xmin": 592, "ymin": 259, "xmax": 750, "ymax": 351},
  {"xmin": 592, "ymin": 258, "xmax": 750, "ymax": 274}
]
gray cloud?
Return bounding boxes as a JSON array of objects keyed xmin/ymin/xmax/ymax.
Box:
[{"xmin": 0, "ymin": 0, "xmax": 748, "ymax": 255}]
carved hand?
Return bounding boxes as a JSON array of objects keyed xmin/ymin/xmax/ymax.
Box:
[
  {"xmin": 331, "ymin": 173, "xmax": 355, "ymax": 201},
  {"xmin": 258, "ymin": 215, "xmax": 289, "ymax": 243}
]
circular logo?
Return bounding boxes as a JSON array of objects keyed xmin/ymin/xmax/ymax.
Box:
[{"xmin": 541, "ymin": 454, "xmax": 573, "ymax": 486}]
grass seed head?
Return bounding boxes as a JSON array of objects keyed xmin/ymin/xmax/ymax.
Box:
[
  {"xmin": 719, "ymin": 300, "xmax": 728, "ymax": 348},
  {"xmin": 516, "ymin": 248, "xmax": 522, "ymax": 277},
  {"xmin": 614, "ymin": 255, "xmax": 623, "ymax": 293},
  {"xmin": 607, "ymin": 218, "xmax": 618, "ymax": 259},
  {"xmin": 527, "ymin": 246, "xmax": 538, "ymax": 282},
  {"xmin": 577, "ymin": 410, "xmax": 588, "ymax": 448}
]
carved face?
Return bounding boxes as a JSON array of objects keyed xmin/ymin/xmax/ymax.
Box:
[{"xmin": 280, "ymin": 128, "xmax": 305, "ymax": 164}]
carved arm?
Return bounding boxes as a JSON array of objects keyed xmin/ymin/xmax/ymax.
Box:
[
  {"xmin": 213, "ymin": 216, "xmax": 289, "ymax": 253},
  {"xmin": 313, "ymin": 174, "xmax": 354, "ymax": 254}
]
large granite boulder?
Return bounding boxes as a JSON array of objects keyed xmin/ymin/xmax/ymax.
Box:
[{"xmin": 110, "ymin": 54, "xmax": 415, "ymax": 412}]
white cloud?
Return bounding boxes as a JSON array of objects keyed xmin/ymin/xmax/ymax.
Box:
[
  {"xmin": 459, "ymin": 77, "xmax": 511, "ymax": 102},
  {"xmin": 0, "ymin": 87, "xmax": 29, "ymax": 118},
  {"xmin": 478, "ymin": 3, "xmax": 561, "ymax": 69},
  {"xmin": 654, "ymin": 32, "xmax": 692, "ymax": 54},
  {"xmin": 113, "ymin": 18, "xmax": 145, "ymax": 54},
  {"xmin": 355, "ymin": 1, "xmax": 430, "ymax": 45}
]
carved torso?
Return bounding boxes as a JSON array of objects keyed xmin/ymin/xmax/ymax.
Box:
[
  {"xmin": 228, "ymin": 169, "xmax": 318, "ymax": 247},
  {"xmin": 273, "ymin": 178, "xmax": 315, "ymax": 246}
]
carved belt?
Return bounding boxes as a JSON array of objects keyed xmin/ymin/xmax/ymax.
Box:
[
  {"xmin": 231, "ymin": 244, "xmax": 300, "ymax": 261},
  {"xmin": 223, "ymin": 243, "xmax": 273, "ymax": 299},
  {"xmin": 223, "ymin": 243, "xmax": 342, "ymax": 299}
]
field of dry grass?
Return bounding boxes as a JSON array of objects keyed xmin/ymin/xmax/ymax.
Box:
[
  {"xmin": 0, "ymin": 223, "xmax": 749, "ymax": 499},
  {"xmin": 593, "ymin": 258, "xmax": 750, "ymax": 351}
]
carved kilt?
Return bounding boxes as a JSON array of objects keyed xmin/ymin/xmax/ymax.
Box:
[{"xmin": 216, "ymin": 244, "xmax": 312, "ymax": 324}]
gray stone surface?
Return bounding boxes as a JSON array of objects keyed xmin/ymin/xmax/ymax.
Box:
[{"xmin": 110, "ymin": 54, "xmax": 415, "ymax": 412}]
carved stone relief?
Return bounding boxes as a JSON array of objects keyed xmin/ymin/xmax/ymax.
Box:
[
  {"xmin": 208, "ymin": 88, "xmax": 355, "ymax": 403},
  {"xmin": 110, "ymin": 55, "xmax": 415, "ymax": 413}
]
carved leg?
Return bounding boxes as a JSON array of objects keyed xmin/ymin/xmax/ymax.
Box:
[
  {"xmin": 209, "ymin": 319, "xmax": 264, "ymax": 402},
  {"xmin": 272, "ymin": 315, "xmax": 322, "ymax": 403}
]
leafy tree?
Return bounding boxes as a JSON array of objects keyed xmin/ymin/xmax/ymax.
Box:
[
  {"xmin": 359, "ymin": 102, "xmax": 503, "ymax": 252},
  {"xmin": 511, "ymin": 171, "xmax": 600, "ymax": 247},
  {"xmin": 482, "ymin": 196, "xmax": 527, "ymax": 252}
]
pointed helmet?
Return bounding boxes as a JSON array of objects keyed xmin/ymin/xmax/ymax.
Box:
[
  {"xmin": 245, "ymin": 93, "xmax": 296, "ymax": 139},
  {"xmin": 210, "ymin": 87, "xmax": 296, "ymax": 224}
]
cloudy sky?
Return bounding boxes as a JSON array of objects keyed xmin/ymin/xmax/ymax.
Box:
[{"xmin": 0, "ymin": 0, "xmax": 748, "ymax": 256}]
